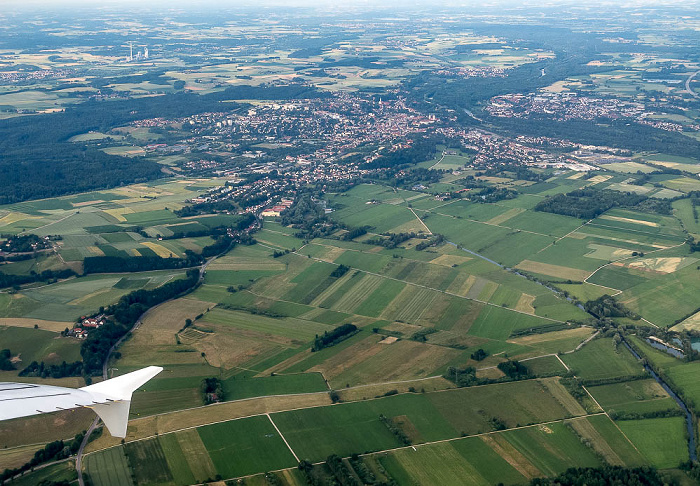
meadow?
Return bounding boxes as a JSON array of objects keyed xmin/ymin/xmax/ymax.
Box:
[
  {"xmin": 587, "ymin": 379, "xmax": 679, "ymax": 415},
  {"xmin": 560, "ymin": 338, "xmax": 643, "ymax": 381},
  {"xmin": 616, "ymin": 417, "xmax": 689, "ymax": 469}
]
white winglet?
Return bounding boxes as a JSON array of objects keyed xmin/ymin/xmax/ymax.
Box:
[
  {"xmin": 81, "ymin": 366, "xmax": 163, "ymax": 437},
  {"xmin": 0, "ymin": 366, "xmax": 162, "ymax": 439}
]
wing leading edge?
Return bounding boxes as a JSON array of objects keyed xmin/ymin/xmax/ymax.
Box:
[{"xmin": 0, "ymin": 366, "xmax": 162, "ymax": 437}]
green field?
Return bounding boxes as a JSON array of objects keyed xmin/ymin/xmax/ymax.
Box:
[
  {"xmin": 200, "ymin": 307, "xmax": 332, "ymax": 341},
  {"xmin": 561, "ymin": 338, "xmax": 643, "ymax": 381},
  {"xmin": 500, "ymin": 421, "xmax": 602, "ymax": 476},
  {"xmin": 587, "ymin": 379, "xmax": 679, "ymax": 415},
  {"xmin": 222, "ymin": 372, "xmax": 328, "ymax": 400},
  {"xmin": 379, "ymin": 437, "xmax": 526, "ymax": 486},
  {"xmin": 198, "ymin": 415, "xmax": 298, "ymax": 478},
  {"xmin": 617, "ymin": 417, "xmax": 689, "ymax": 468},
  {"xmin": 271, "ymin": 380, "xmax": 573, "ymax": 462},
  {"xmin": 0, "ymin": 326, "xmax": 81, "ymax": 374},
  {"xmin": 124, "ymin": 439, "xmax": 174, "ymax": 485}
]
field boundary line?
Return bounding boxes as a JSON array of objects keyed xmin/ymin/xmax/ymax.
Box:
[
  {"xmin": 572, "ymin": 330, "xmax": 599, "ymax": 352},
  {"xmin": 428, "ymin": 152, "xmax": 445, "ymax": 170},
  {"xmin": 214, "ymin": 412, "xmax": 608, "ymax": 485},
  {"xmin": 341, "ymin": 374, "xmax": 443, "ymax": 391},
  {"xmin": 555, "ymin": 354, "xmax": 570, "ymax": 371},
  {"xmin": 425, "ymin": 209, "xmax": 552, "ymax": 238},
  {"xmin": 19, "ymin": 211, "xmax": 76, "ymax": 235},
  {"xmin": 356, "ymin": 413, "xmax": 607, "ymax": 457},
  {"xmin": 561, "ymin": 343, "xmax": 645, "ymax": 457},
  {"xmin": 408, "ymin": 207, "xmax": 432, "ymax": 234},
  {"xmin": 266, "ymin": 413, "xmax": 299, "ymax": 462},
  {"xmin": 84, "ymin": 376, "xmax": 580, "ymax": 457},
  {"xmin": 535, "ymin": 219, "xmax": 591, "ymax": 255}
]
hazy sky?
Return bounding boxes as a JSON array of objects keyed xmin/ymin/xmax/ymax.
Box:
[
  {"xmin": 1, "ymin": 0, "xmax": 696, "ymax": 12},
  {"xmin": 2, "ymin": 0, "xmax": 688, "ymax": 6}
]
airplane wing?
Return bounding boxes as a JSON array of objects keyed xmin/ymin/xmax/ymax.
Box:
[{"xmin": 0, "ymin": 366, "xmax": 162, "ymax": 438}]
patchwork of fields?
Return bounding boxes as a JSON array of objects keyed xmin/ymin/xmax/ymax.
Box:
[
  {"xmin": 326, "ymin": 183, "xmax": 699, "ymax": 328},
  {"xmin": 4, "ymin": 168, "xmax": 700, "ymax": 484},
  {"xmin": 84, "ymin": 378, "xmax": 643, "ymax": 485}
]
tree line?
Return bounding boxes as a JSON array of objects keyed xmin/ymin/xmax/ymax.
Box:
[
  {"xmin": 312, "ymin": 324, "xmax": 358, "ymax": 352},
  {"xmin": 0, "ymin": 432, "xmax": 85, "ymax": 484},
  {"xmin": 0, "ymin": 268, "xmax": 76, "ymax": 290}
]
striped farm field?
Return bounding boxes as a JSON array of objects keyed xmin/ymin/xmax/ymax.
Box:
[
  {"xmin": 171, "ymin": 429, "xmax": 217, "ymax": 483},
  {"xmin": 323, "ymin": 338, "xmax": 462, "ymax": 387},
  {"xmin": 200, "ymin": 307, "xmax": 332, "ymax": 341},
  {"xmin": 381, "ymin": 286, "xmax": 437, "ymax": 323},
  {"xmin": 498, "ymin": 421, "xmax": 601, "ymax": 476},
  {"xmin": 379, "ymin": 438, "xmax": 526, "ymax": 486},
  {"xmin": 85, "ymin": 446, "xmax": 133, "ymax": 486},
  {"xmin": 330, "ymin": 273, "xmax": 385, "ymax": 313},
  {"xmin": 353, "ymin": 278, "xmax": 406, "ymax": 317},
  {"xmin": 157, "ymin": 433, "xmax": 196, "ymax": 485},
  {"xmin": 124, "ymin": 439, "xmax": 173, "ymax": 485}
]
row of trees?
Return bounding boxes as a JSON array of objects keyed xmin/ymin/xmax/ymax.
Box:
[
  {"xmin": 0, "ymin": 433, "xmax": 85, "ymax": 483},
  {"xmin": 83, "ymin": 253, "xmax": 203, "ymax": 274},
  {"xmin": 364, "ymin": 232, "xmax": 416, "ymax": 249},
  {"xmin": 19, "ymin": 360, "xmax": 83, "ymax": 379},
  {"xmin": 0, "ymin": 268, "xmax": 76, "ymax": 290},
  {"xmin": 311, "ymin": 324, "xmax": 358, "ymax": 352},
  {"xmin": 531, "ymin": 466, "xmax": 666, "ymax": 485}
]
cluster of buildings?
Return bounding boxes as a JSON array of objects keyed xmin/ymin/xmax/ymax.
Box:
[
  {"xmin": 484, "ymin": 90, "xmax": 700, "ymax": 135},
  {"xmin": 68, "ymin": 315, "xmax": 107, "ymax": 339},
  {"xmin": 125, "ymin": 92, "xmax": 442, "ymax": 212},
  {"xmin": 0, "ymin": 69, "xmax": 74, "ymax": 83},
  {"xmin": 176, "ymin": 94, "xmax": 436, "ymax": 164},
  {"xmin": 126, "ymin": 86, "xmax": 665, "ymax": 212},
  {"xmin": 260, "ymin": 199, "xmax": 294, "ymax": 217},
  {"xmin": 435, "ymin": 66, "xmax": 506, "ymax": 78},
  {"xmin": 486, "ymin": 92, "xmax": 646, "ymax": 121}
]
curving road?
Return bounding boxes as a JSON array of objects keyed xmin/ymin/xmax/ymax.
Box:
[
  {"xmin": 75, "ymin": 250, "xmax": 223, "ymax": 486},
  {"xmin": 686, "ymin": 70, "xmax": 700, "ymax": 99}
]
